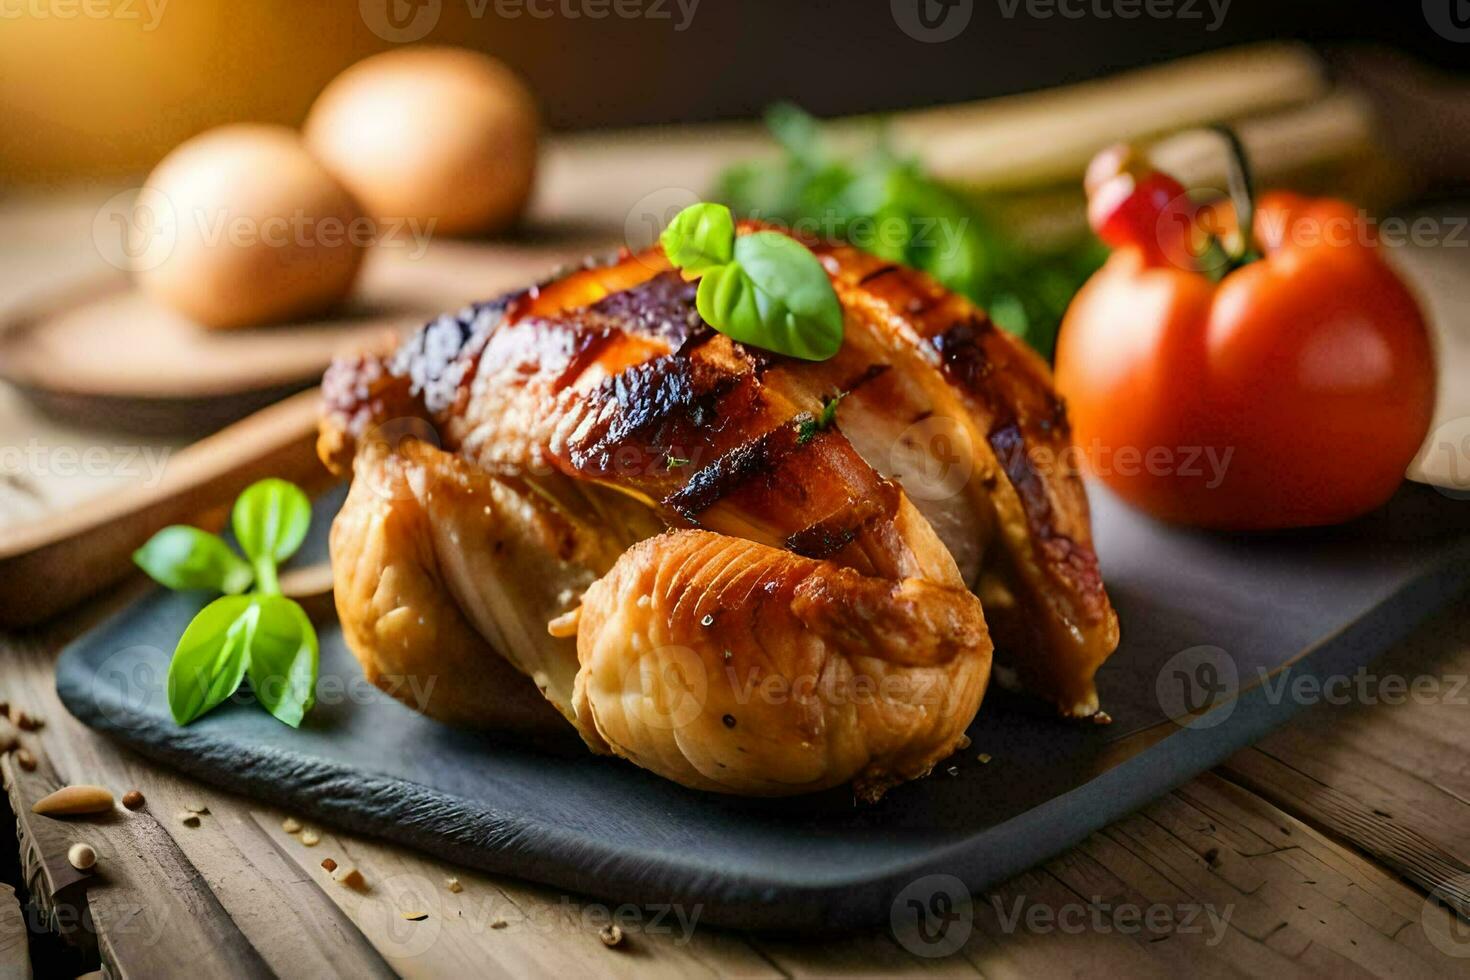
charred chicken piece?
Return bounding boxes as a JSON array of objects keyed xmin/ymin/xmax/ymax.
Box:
[{"xmin": 320, "ymin": 222, "xmax": 1116, "ymax": 797}]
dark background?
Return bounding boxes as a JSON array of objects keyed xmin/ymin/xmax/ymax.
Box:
[
  {"xmin": 0, "ymin": 0, "xmax": 1465, "ymax": 185},
  {"xmin": 546, "ymin": 0, "xmax": 1469, "ymax": 127}
]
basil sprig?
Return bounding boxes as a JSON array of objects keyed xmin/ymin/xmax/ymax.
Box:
[
  {"xmin": 660, "ymin": 202, "xmax": 843, "ymax": 361},
  {"xmin": 133, "ymin": 478, "xmax": 319, "ymax": 727},
  {"xmin": 715, "ymin": 103, "xmax": 1108, "ymax": 360}
]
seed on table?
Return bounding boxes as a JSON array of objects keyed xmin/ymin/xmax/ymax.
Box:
[
  {"xmin": 332, "ymin": 866, "xmax": 367, "ymax": 891},
  {"xmin": 10, "ymin": 707, "xmax": 42, "ymax": 731},
  {"xmin": 178, "ymin": 811, "xmax": 201, "ymax": 827},
  {"xmin": 401, "ymin": 910, "xmax": 429, "ymax": 921},
  {"xmin": 300, "ymin": 829, "xmax": 320, "ymax": 846},
  {"xmin": 32, "ymin": 785, "xmax": 114, "ymax": 816},
  {"xmin": 599, "ymin": 924, "xmax": 624, "ymax": 948},
  {"xmin": 445, "ymin": 877, "xmax": 463, "ymax": 894},
  {"xmin": 281, "ymin": 817, "xmax": 302, "ymax": 834},
  {"xmin": 67, "ymin": 843, "xmax": 97, "ymax": 871},
  {"xmin": 15, "ymin": 749, "xmax": 36, "ymax": 772},
  {"xmin": 320, "ymin": 858, "xmax": 338, "ymax": 872},
  {"xmin": 122, "ymin": 790, "xmax": 145, "ymax": 810}
]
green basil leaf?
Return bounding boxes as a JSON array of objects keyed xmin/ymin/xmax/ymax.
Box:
[
  {"xmin": 659, "ymin": 203, "xmax": 735, "ymax": 275},
  {"xmin": 167, "ymin": 594, "xmax": 254, "ymax": 725},
  {"xmin": 231, "ymin": 479, "xmax": 311, "ymax": 569},
  {"xmin": 134, "ymin": 525, "xmax": 253, "ymax": 595},
  {"xmin": 695, "ymin": 231, "xmax": 842, "ymax": 361},
  {"xmin": 246, "ymin": 595, "xmax": 318, "ymax": 728}
]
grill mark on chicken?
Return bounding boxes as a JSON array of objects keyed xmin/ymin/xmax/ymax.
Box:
[
  {"xmin": 990, "ymin": 422, "xmax": 1107, "ymax": 616},
  {"xmin": 665, "ymin": 418, "xmax": 807, "ymax": 521},
  {"xmin": 784, "ymin": 482, "xmax": 902, "ymax": 560},
  {"xmin": 931, "ymin": 318, "xmax": 998, "ymax": 393},
  {"xmin": 858, "ymin": 264, "xmax": 901, "ymax": 286},
  {"xmin": 575, "ymin": 271, "xmax": 706, "ymax": 348},
  {"xmin": 562, "ymin": 349, "xmax": 748, "ymax": 479},
  {"xmin": 839, "ymin": 362, "xmax": 892, "ymax": 395},
  {"xmin": 856, "ymin": 271, "xmax": 1107, "ymax": 616},
  {"xmin": 391, "ymin": 300, "xmax": 510, "ymax": 416},
  {"xmin": 933, "ymin": 321, "xmax": 1106, "ymax": 618}
]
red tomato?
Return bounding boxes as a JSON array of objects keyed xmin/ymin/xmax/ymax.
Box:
[{"xmin": 1055, "ymin": 190, "xmax": 1437, "ymax": 530}]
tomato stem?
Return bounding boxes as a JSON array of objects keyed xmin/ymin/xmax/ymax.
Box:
[{"xmin": 1211, "ymin": 125, "xmax": 1261, "ymax": 268}]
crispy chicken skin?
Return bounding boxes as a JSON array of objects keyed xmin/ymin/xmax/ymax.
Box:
[
  {"xmin": 320, "ymin": 222, "xmax": 1117, "ymax": 796},
  {"xmin": 330, "ymin": 438, "xmax": 565, "ymax": 734},
  {"xmin": 573, "ymin": 531, "xmax": 988, "ymax": 800}
]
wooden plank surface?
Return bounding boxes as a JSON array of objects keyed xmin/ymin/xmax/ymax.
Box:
[
  {"xmin": 1221, "ymin": 594, "xmax": 1470, "ymax": 918},
  {"xmin": 3, "ymin": 179, "xmax": 1470, "ymax": 978},
  {"xmin": 4, "ymin": 590, "xmax": 1469, "ymax": 977}
]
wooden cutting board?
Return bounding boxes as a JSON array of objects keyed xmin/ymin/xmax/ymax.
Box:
[
  {"xmin": 0, "ymin": 237, "xmax": 603, "ymax": 436},
  {"xmin": 53, "ymin": 482, "xmax": 1470, "ymax": 932}
]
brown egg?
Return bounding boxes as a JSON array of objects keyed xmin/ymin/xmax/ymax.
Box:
[
  {"xmin": 136, "ymin": 124, "xmax": 366, "ymax": 330},
  {"xmin": 304, "ymin": 47, "xmax": 539, "ymax": 237}
]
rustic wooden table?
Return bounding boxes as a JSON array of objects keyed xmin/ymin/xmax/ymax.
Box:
[{"xmin": 3, "ymin": 188, "xmax": 1470, "ymax": 979}]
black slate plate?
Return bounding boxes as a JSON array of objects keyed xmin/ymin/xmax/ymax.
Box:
[{"xmin": 57, "ymin": 483, "xmax": 1470, "ymax": 932}]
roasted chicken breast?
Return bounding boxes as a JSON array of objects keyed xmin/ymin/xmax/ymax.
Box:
[{"xmin": 320, "ymin": 222, "xmax": 1117, "ymax": 797}]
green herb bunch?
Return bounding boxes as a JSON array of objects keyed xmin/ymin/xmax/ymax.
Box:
[
  {"xmin": 133, "ymin": 478, "xmax": 319, "ymax": 727},
  {"xmin": 715, "ymin": 103, "xmax": 1107, "ymax": 359}
]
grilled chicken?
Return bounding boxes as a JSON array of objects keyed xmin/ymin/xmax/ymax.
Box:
[
  {"xmin": 571, "ymin": 530, "xmax": 988, "ymax": 799},
  {"xmin": 320, "ymin": 222, "xmax": 1117, "ymax": 797}
]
